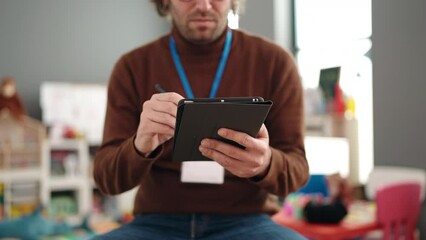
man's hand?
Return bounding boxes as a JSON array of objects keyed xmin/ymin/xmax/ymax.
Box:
[
  {"xmin": 198, "ymin": 124, "xmax": 272, "ymax": 178},
  {"xmin": 134, "ymin": 92, "xmax": 184, "ymax": 156}
]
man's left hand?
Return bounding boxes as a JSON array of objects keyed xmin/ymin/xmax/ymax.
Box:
[{"xmin": 199, "ymin": 124, "xmax": 272, "ymax": 178}]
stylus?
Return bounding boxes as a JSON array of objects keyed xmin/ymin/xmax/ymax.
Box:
[{"xmin": 155, "ymin": 84, "xmax": 166, "ymax": 93}]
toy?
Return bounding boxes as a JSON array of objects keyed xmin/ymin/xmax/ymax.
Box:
[
  {"xmin": 0, "ymin": 76, "xmax": 26, "ymax": 121},
  {"xmin": 0, "ymin": 207, "xmax": 93, "ymax": 240}
]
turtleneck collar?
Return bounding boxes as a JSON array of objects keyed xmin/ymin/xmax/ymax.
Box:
[{"xmin": 169, "ymin": 25, "xmax": 230, "ymax": 56}]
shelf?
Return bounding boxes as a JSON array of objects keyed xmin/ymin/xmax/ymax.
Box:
[
  {"xmin": 41, "ymin": 138, "xmax": 92, "ymax": 217},
  {"xmin": 47, "ymin": 139, "xmax": 87, "ymax": 150},
  {"xmin": 0, "ymin": 168, "xmax": 42, "ymax": 182},
  {"xmin": 48, "ymin": 177, "xmax": 87, "ymax": 191},
  {"xmin": 305, "ymin": 114, "xmax": 360, "ymax": 184}
]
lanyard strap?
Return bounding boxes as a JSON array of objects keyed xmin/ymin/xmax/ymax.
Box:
[{"xmin": 169, "ymin": 29, "xmax": 233, "ymax": 98}]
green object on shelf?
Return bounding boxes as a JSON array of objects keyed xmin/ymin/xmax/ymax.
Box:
[{"xmin": 49, "ymin": 196, "xmax": 78, "ymax": 217}]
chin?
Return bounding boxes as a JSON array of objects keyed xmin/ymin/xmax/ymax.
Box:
[
  {"xmin": 191, "ymin": 36, "xmax": 215, "ymax": 44},
  {"xmin": 188, "ymin": 31, "xmax": 220, "ymax": 44}
]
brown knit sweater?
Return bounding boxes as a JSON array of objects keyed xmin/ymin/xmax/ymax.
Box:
[{"xmin": 94, "ymin": 27, "xmax": 309, "ymax": 215}]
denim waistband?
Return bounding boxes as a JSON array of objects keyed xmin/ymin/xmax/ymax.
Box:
[{"xmin": 130, "ymin": 213, "xmax": 269, "ymax": 239}]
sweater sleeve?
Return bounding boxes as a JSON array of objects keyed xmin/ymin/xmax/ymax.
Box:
[
  {"xmin": 250, "ymin": 48, "xmax": 309, "ymax": 197},
  {"xmin": 93, "ymin": 56, "xmax": 160, "ymax": 195}
]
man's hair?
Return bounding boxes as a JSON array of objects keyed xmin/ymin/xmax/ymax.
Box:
[{"xmin": 151, "ymin": 0, "xmax": 245, "ymax": 17}]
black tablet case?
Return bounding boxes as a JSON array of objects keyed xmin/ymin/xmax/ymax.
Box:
[{"xmin": 172, "ymin": 97, "xmax": 272, "ymax": 162}]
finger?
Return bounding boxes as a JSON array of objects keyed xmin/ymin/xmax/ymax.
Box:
[
  {"xmin": 198, "ymin": 145, "xmax": 255, "ymax": 178},
  {"xmin": 200, "ymin": 138, "xmax": 253, "ymax": 164},
  {"xmin": 217, "ymin": 128, "xmax": 258, "ymax": 149},
  {"xmin": 145, "ymin": 113, "xmax": 176, "ymax": 131},
  {"xmin": 143, "ymin": 99, "xmax": 179, "ymax": 118},
  {"xmin": 140, "ymin": 117, "xmax": 175, "ymax": 136},
  {"xmin": 151, "ymin": 92, "xmax": 184, "ymax": 105},
  {"xmin": 256, "ymin": 124, "xmax": 269, "ymax": 139},
  {"xmin": 199, "ymin": 144, "xmax": 241, "ymax": 169}
]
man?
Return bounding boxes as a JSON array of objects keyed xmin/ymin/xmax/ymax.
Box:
[{"xmin": 93, "ymin": 0, "xmax": 309, "ymax": 239}]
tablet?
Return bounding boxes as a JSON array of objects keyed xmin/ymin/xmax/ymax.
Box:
[{"xmin": 172, "ymin": 97, "xmax": 272, "ymax": 161}]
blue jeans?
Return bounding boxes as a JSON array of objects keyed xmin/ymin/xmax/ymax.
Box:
[{"xmin": 91, "ymin": 213, "xmax": 306, "ymax": 240}]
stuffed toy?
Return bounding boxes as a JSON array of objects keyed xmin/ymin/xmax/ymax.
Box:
[{"xmin": 0, "ymin": 76, "xmax": 26, "ymax": 121}]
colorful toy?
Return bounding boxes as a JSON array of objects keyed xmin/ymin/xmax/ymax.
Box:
[{"xmin": 0, "ymin": 207, "xmax": 93, "ymax": 240}]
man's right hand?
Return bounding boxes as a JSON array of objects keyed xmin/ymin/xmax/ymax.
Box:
[{"xmin": 134, "ymin": 92, "xmax": 184, "ymax": 156}]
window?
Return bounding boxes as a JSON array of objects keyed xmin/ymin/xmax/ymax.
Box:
[
  {"xmin": 293, "ymin": 0, "xmax": 373, "ymax": 183},
  {"xmin": 228, "ymin": 11, "xmax": 239, "ymax": 29}
]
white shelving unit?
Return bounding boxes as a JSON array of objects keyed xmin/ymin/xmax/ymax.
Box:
[
  {"xmin": 0, "ymin": 109, "xmax": 133, "ymax": 221},
  {"xmin": 306, "ymin": 114, "xmax": 359, "ymax": 184},
  {"xmin": 40, "ymin": 138, "xmax": 136, "ymax": 220},
  {"xmin": 1, "ymin": 135, "xmax": 134, "ymax": 222},
  {"xmin": 41, "ymin": 139, "xmax": 92, "ymax": 218}
]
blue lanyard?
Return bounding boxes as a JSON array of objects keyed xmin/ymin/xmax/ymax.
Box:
[{"xmin": 169, "ymin": 29, "xmax": 233, "ymax": 98}]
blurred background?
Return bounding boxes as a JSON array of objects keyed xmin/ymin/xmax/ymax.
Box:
[{"xmin": 0, "ymin": 0, "xmax": 425, "ymax": 239}]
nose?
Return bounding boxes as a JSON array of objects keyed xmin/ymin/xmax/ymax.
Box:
[{"xmin": 195, "ymin": 0, "xmax": 212, "ymax": 11}]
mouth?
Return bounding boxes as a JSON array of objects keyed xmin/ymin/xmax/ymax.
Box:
[
  {"xmin": 189, "ymin": 18, "xmax": 215, "ymax": 27},
  {"xmin": 190, "ymin": 18, "xmax": 214, "ymax": 23}
]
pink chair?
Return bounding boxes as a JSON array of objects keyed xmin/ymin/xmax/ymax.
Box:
[{"xmin": 375, "ymin": 182, "xmax": 421, "ymax": 240}]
